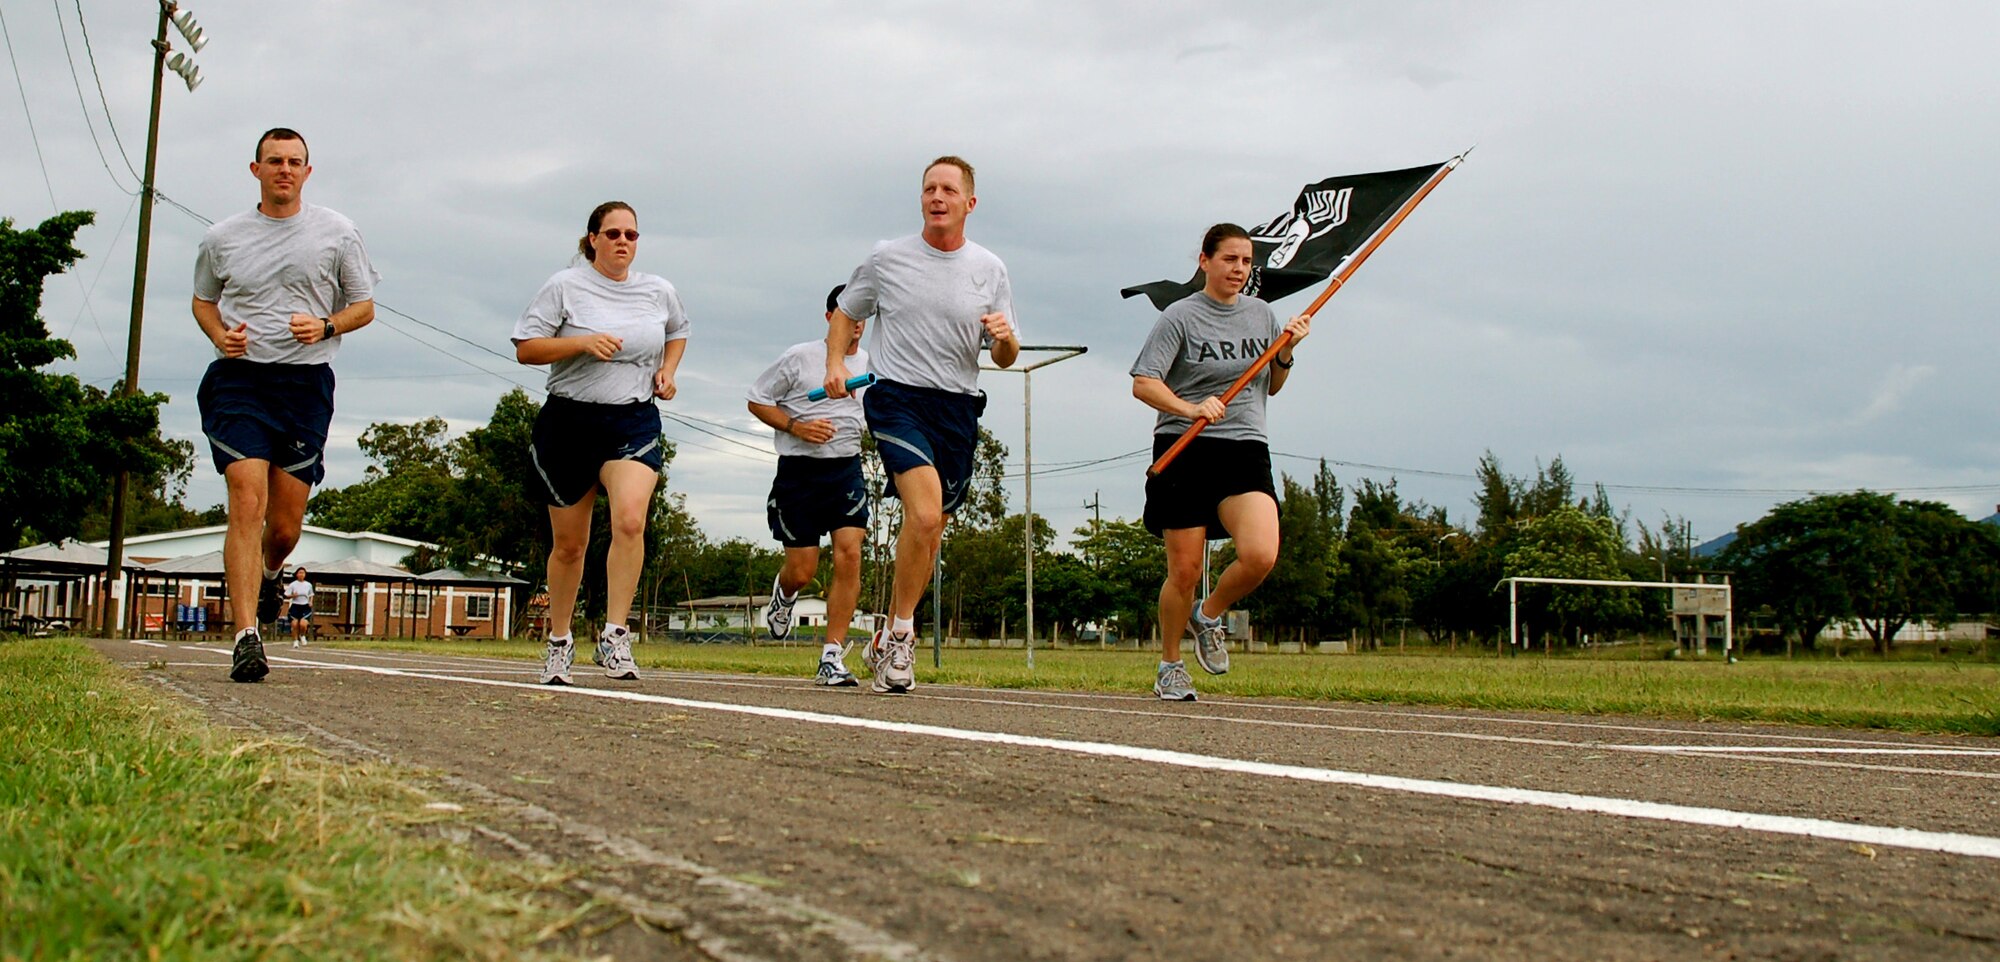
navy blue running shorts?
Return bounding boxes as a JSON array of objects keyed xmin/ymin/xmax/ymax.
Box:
[
  {"xmin": 1142, "ymin": 434, "xmax": 1277, "ymax": 538},
  {"xmin": 863, "ymin": 378, "xmax": 986, "ymax": 516},
  {"xmin": 196, "ymin": 358, "xmax": 336, "ymax": 485},
  {"xmin": 767, "ymin": 455, "xmax": 870, "ymax": 548},
  {"xmin": 529, "ymin": 395, "xmax": 664, "ymax": 507}
]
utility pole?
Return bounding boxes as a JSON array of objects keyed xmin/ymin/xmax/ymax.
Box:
[
  {"xmin": 101, "ymin": 2, "xmax": 207, "ymax": 637},
  {"xmin": 1082, "ymin": 490, "xmax": 1102, "ymax": 569}
]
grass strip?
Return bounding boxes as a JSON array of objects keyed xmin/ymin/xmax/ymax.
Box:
[
  {"xmin": 0, "ymin": 638, "xmax": 583, "ymax": 961},
  {"xmin": 341, "ymin": 638, "xmax": 2000, "ymax": 736}
]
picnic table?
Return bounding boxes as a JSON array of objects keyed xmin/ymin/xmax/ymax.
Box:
[
  {"xmin": 333, "ymin": 621, "xmax": 365, "ymax": 638},
  {"xmin": 445, "ymin": 624, "xmax": 476, "ymax": 637}
]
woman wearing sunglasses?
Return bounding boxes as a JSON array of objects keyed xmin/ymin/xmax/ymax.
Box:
[{"xmin": 512, "ymin": 200, "xmax": 690, "ymax": 685}]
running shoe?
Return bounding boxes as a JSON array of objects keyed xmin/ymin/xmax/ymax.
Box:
[
  {"xmin": 1154, "ymin": 660, "xmax": 1197, "ymax": 701},
  {"xmin": 540, "ymin": 636, "xmax": 575, "ymax": 686},
  {"xmin": 764, "ymin": 575, "xmax": 797, "ymax": 641},
  {"xmin": 229, "ymin": 627, "xmax": 268, "ymax": 683},
  {"xmin": 256, "ymin": 573, "xmax": 284, "ymax": 625},
  {"xmin": 815, "ymin": 644, "xmax": 858, "ymax": 687},
  {"xmin": 1190, "ymin": 603, "xmax": 1230, "ymax": 675},
  {"xmin": 595, "ymin": 625, "xmax": 640, "ymax": 680},
  {"xmin": 871, "ymin": 628, "xmax": 916, "ymax": 694}
]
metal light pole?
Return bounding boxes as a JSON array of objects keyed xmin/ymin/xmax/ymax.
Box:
[
  {"xmin": 102, "ymin": 2, "xmax": 207, "ymax": 637},
  {"xmin": 982, "ymin": 345, "xmax": 1087, "ymax": 669}
]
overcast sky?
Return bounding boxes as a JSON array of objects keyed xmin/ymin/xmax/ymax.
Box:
[{"xmin": 5, "ymin": 0, "xmax": 1998, "ymax": 550}]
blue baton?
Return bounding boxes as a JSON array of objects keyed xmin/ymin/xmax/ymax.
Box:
[{"xmin": 806, "ymin": 373, "xmax": 877, "ymax": 401}]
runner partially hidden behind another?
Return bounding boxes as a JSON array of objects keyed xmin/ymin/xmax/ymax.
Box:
[
  {"xmin": 192, "ymin": 127, "xmax": 377, "ymax": 683},
  {"xmin": 822, "ymin": 156, "xmax": 1020, "ymax": 694},
  {"xmin": 1130, "ymin": 223, "xmax": 1311, "ymax": 701},
  {"xmin": 513, "ymin": 201, "xmax": 689, "ymax": 686},
  {"xmin": 285, "ymin": 567, "xmax": 314, "ymax": 647},
  {"xmin": 747, "ymin": 285, "xmax": 870, "ymax": 686}
]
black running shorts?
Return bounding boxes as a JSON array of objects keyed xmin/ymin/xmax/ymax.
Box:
[
  {"xmin": 1142, "ymin": 434, "xmax": 1277, "ymax": 538},
  {"xmin": 528, "ymin": 395, "xmax": 664, "ymax": 507}
]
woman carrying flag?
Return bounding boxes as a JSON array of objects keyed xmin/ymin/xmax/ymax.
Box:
[{"xmin": 1129, "ymin": 223, "xmax": 1311, "ymax": 701}]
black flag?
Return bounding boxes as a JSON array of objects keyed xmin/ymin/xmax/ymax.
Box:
[{"xmin": 1121, "ymin": 161, "xmax": 1450, "ymax": 310}]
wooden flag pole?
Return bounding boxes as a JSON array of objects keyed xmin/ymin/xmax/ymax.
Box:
[{"xmin": 1146, "ymin": 152, "xmax": 1468, "ymax": 478}]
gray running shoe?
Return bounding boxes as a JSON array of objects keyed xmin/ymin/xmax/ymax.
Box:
[
  {"xmin": 815, "ymin": 651, "xmax": 859, "ymax": 687},
  {"xmin": 540, "ymin": 637, "xmax": 576, "ymax": 686},
  {"xmin": 229, "ymin": 628, "xmax": 268, "ymax": 683},
  {"xmin": 871, "ymin": 629, "xmax": 916, "ymax": 694},
  {"xmin": 595, "ymin": 625, "xmax": 640, "ymax": 680},
  {"xmin": 1154, "ymin": 660, "xmax": 1197, "ymax": 701},
  {"xmin": 764, "ymin": 575, "xmax": 797, "ymax": 641},
  {"xmin": 1190, "ymin": 603, "xmax": 1230, "ymax": 675}
]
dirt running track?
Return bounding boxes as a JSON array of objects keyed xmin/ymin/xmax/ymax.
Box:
[{"xmin": 94, "ymin": 638, "xmax": 2000, "ymax": 962}]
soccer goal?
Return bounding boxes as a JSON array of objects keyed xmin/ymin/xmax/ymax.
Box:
[{"xmin": 1497, "ymin": 577, "xmax": 1733, "ymax": 656}]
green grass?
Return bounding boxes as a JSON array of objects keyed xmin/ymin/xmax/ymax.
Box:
[
  {"xmin": 341, "ymin": 637, "xmax": 2000, "ymax": 736},
  {"xmin": 0, "ymin": 638, "xmax": 586, "ymax": 961}
]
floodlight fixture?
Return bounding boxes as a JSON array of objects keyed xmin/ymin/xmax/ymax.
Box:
[
  {"xmin": 167, "ymin": 52, "xmax": 202, "ymax": 91},
  {"xmin": 171, "ymin": 8, "xmax": 207, "ymax": 52}
]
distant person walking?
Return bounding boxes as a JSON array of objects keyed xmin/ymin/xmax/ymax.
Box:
[
  {"xmin": 748, "ymin": 284, "xmax": 870, "ymax": 686},
  {"xmin": 822, "ymin": 156, "xmax": 1020, "ymax": 693},
  {"xmin": 1130, "ymin": 223, "xmax": 1310, "ymax": 701},
  {"xmin": 192, "ymin": 127, "xmax": 377, "ymax": 683},
  {"xmin": 513, "ymin": 201, "xmax": 689, "ymax": 686},
  {"xmin": 285, "ymin": 567, "xmax": 315, "ymax": 647}
]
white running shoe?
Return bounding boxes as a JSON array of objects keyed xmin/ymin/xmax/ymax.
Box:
[
  {"xmin": 870, "ymin": 628, "xmax": 916, "ymax": 694},
  {"xmin": 764, "ymin": 575, "xmax": 797, "ymax": 641},
  {"xmin": 595, "ymin": 625, "xmax": 640, "ymax": 680},
  {"xmin": 815, "ymin": 646, "xmax": 859, "ymax": 687},
  {"xmin": 540, "ymin": 637, "xmax": 575, "ymax": 686},
  {"xmin": 1154, "ymin": 660, "xmax": 1198, "ymax": 701},
  {"xmin": 1190, "ymin": 603, "xmax": 1231, "ymax": 675}
]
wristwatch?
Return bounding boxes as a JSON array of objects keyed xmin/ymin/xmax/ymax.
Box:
[{"xmin": 321, "ymin": 318, "xmax": 337, "ymax": 342}]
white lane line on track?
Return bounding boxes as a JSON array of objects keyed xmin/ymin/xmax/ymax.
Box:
[
  {"xmin": 296, "ymin": 646, "xmax": 1993, "ymax": 753},
  {"xmin": 300, "ymin": 645, "xmax": 1958, "ymax": 750},
  {"xmin": 130, "ymin": 640, "xmax": 168, "ymax": 648},
  {"xmin": 1622, "ymin": 745, "xmax": 2000, "ymax": 756},
  {"xmin": 189, "ymin": 647, "xmax": 2000, "ymax": 861},
  {"xmin": 175, "ymin": 645, "xmax": 2000, "ymax": 779}
]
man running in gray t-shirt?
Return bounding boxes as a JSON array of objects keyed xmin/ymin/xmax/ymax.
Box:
[
  {"xmin": 191, "ymin": 127, "xmax": 377, "ymax": 684},
  {"xmin": 822, "ymin": 156, "xmax": 1020, "ymax": 693}
]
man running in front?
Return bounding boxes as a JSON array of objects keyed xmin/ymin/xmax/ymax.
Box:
[
  {"xmin": 823, "ymin": 156, "xmax": 1019, "ymax": 693},
  {"xmin": 191, "ymin": 127, "xmax": 377, "ymax": 683}
]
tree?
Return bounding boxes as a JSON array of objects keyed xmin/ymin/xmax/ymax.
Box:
[
  {"xmin": 1248, "ymin": 473, "xmax": 1338, "ymax": 639},
  {"xmin": 74, "ymin": 435, "xmax": 222, "ymax": 540},
  {"xmin": 0, "ymin": 212, "xmax": 171, "ymax": 549},
  {"xmin": 1071, "ymin": 518, "xmax": 1165, "ymax": 641},
  {"xmin": 1723, "ymin": 492, "xmax": 2000, "ymax": 655},
  {"xmin": 306, "ymin": 416, "xmax": 458, "ymax": 540},
  {"xmin": 1503, "ymin": 505, "xmax": 1639, "ymax": 645}
]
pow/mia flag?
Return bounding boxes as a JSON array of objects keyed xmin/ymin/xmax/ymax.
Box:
[{"xmin": 1120, "ymin": 161, "xmax": 1451, "ymax": 310}]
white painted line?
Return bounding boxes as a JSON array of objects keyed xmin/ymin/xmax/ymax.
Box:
[
  {"xmin": 228, "ymin": 651, "xmax": 2000, "ymax": 862},
  {"xmin": 129, "ymin": 640, "xmax": 168, "ymax": 648},
  {"xmin": 1622, "ymin": 745, "xmax": 2000, "ymax": 757},
  {"xmin": 170, "ymin": 645, "xmax": 2000, "ymax": 781}
]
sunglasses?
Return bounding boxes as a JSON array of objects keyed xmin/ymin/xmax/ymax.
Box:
[{"xmin": 596, "ymin": 229, "xmax": 640, "ymax": 242}]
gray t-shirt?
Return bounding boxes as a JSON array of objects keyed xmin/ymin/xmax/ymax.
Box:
[
  {"xmin": 746, "ymin": 341, "xmax": 870, "ymax": 459},
  {"xmin": 1128, "ymin": 292, "xmax": 1282, "ymax": 442},
  {"xmin": 511, "ymin": 265, "xmax": 691, "ymax": 404},
  {"xmin": 836, "ymin": 234, "xmax": 1016, "ymax": 395},
  {"xmin": 192, "ymin": 204, "xmax": 378, "ymax": 365}
]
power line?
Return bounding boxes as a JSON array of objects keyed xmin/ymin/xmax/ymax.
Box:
[
  {"xmin": 1269, "ymin": 450, "xmax": 2000, "ymax": 500},
  {"xmin": 0, "ymin": 2, "xmax": 61, "ymax": 211},
  {"xmin": 62, "ymin": 190, "xmax": 137, "ymax": 350},
  {"xmin": 51, "ymin": 0, "xmax": 137, "ymax": 195},
  {"xmin": 70, "ymin": 0, "xmax": 143, "ymax": 184}
]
